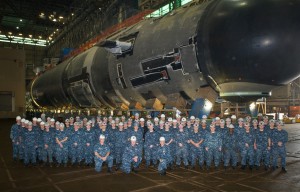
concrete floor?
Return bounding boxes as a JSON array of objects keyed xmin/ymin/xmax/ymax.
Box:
[{"xmin": 1, "ymin": 119, "xmax": 300, "ymax": 192}]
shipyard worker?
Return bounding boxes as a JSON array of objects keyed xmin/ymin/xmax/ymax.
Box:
[
  {"xmin": 223, "ymin": 124, "xmax": 238, "ymax": 170},
  {"xmin": 121, "ymin": 136, "xmax": 142, "ymax": 174},
  {"xmin": 272, "ymin": 121, "xmax": 288, "ymax": 172},
  {"xmin": 156, "ymin": 137, "xmax": 171, "ymax": 175},
  {"xmin": 23, "ymin": 122, "xmax": 37, "ymax": 166},
  {"xmin": 10, "ymin": 116, "xmax": 21, "ymax": 161},
  {"xmin": 94, "ymin": 135, "xmax": 113, "ymax": 173},
  {"xmin": 55, "ymin": 123, "xmax": 69, "ymax": 167},
  {"xmin": 144, "ymin": 122, "xmax": 159, "ymax": 168}
]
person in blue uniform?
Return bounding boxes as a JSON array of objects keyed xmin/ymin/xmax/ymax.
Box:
[
  {"xmin": 83, "ymin": 122, "xmax": 96, "ymax": 166},
  {"xmin": 121, "ymin": 136, "xmax": 142, "ymax": 174},
  {"xmin": 94, "ymin": 134, "xmax": 113, "ymax": 173},
  {"xmin": 114, "ymin": 122, "xmax": 128, "ymax": 170},
  {"xmin": 42, "ymin": 123, "xmax": 55, "ymax": 167},
  {"xmin": 144, "ymin": 122, "xmax": 159, "ymax": 168},
  {"xmin": 240, "ymin": 122, "xmax": 255, "ymax": 170},
  {"xmin": 23, "ymin": 122, "xmax": 37, "ymax": 166},
  {"xmin": 36, "ymin": 121, "xmax": 45, "ymax": 164},
  {"xmin": 156, "ymin": 137, "xmax": 171, "ymax": 175},
  {"xmin": 10, "ymin": 116, "xmax": 21, "ymax": 161},
  {"xmin": 189, "ymin": 123, "xmax": 205, "ymax": 169},
  {"xmin": 174, "ymin": 123, "xmax": 189, "ymax": 168},
  {"xmin": 223, "ymin": 124, "xmax": 238, "ymax": 170},
  {"xmin": 272, "ymin": 121, "xmax": 288, "ymax": 172},
  {"xmin": 69, "ymin": 122, "xmax": 83, "ymax": 166},
  {"xmin": 161, "ymin": 122, "xmax": 175, "ymax": 168},
  {"xmin": 204, "ymin": 124, "xmax": 222, "ymax": 170},
  {"xmin": 55, "ymin": 123, "xmax": 69, "ymax": 167},
  {"xmin": 254, "ymin": 121, "xmax": 270, "ymax": 170}
]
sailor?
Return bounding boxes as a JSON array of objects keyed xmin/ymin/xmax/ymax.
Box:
[
  {"xmin": 121, "ymin": 136, "xmax": 142, "ymax": 174},
  {"xmin": 156, "ymin": 137, "xmax": 171, "ymax": 175},
  {"xmin": 94, "ymin": 134, "xmax": 113, "ymax": 173}
]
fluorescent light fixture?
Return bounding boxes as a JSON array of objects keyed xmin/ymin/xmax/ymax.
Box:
[{"xmin": 0, "ymin": 34, "xmax": 48, "ymax": 46}]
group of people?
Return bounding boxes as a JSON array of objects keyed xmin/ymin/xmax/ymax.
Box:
[{"xmin": 10, "ymin": 113, "xmax": 288, "ymax": 175}]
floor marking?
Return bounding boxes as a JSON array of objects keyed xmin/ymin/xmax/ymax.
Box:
[
  {"xmin": 236, "ymin": 182, "xmax": 269, "ymax": 192},
  {"xmin": 0, "ymin": 154, "xmax": 17, "ymax": 189},
  {"xmin": 38, "ymin": 167, "xmax": 64, "ymax": 192}
]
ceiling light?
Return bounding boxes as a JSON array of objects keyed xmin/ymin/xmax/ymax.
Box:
[
  {"xmin": 29, "ymin": 34, "xmax": 32, "ymax": 38},
  {"xmin": 20, "ymin": 19, "xmax": 23, "ymax": 22},
  {"xmin": 56, "ymin": 29, "xmax": 59, "ymax": 31},
  {"xmin": 39, "ymin": 36, "xmax": 42, "ymax": 39},
  {"xmin": 8, "ymin": 32, "xmax": 12, "ymax": 35},
  {"xmin": 19, "ymin": 33, "xmax": 22, "ymax": 36},
  {"xmin": 53, "ymin": 18, "xmax": 57, "ymax": 22},
  {"xmin": 16, "ymin": 26, "xmax": 19, "ymax": 29},
  {"xmin": 71, "ymin": 13, "xmax": 74, "ymax": 16},
  {"xmin": 59, "ymin": 16, "xmax": 63, "ymax": 19}
]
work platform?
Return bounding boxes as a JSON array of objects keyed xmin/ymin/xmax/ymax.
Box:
[{"xmin": 0, "ymin": 119, "xmax": 300, "ymax": 192}]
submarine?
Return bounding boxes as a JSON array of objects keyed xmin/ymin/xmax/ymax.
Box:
[{"xmin": 31, "ymin": 0, "xmax": 300, "ymax": 110}]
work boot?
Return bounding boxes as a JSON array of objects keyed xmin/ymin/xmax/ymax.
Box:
[
  {"xmin": 56, "ymin": 163, "xmax": 61, "ymax": 168},
  {"xmin": 184, "ymin": 165, "xmax": 189, "ymax": 169},
  {"xmin": 107, "ymin": 167, "xmax": 113, "ymax": 173},
  {"xmin": 249, "ymin": 165, "xmax": 253, "ymax": 171},
  {"xmin": 132, "ymin": 167, "xmax": 138, "ymax": 173},
  {"xmin": 224, "ymin": 166, "xmax": 228, "ymax": 171},
  {"xmin": 272, "ymin": 166, "xmax": 276, "ymax": 171},
  {"xmin": 282, "ymin": 167, "xmax": 287, "ymax": 173},
  {"xmin": 264, "ymin": 165, "xmax": 268, "ymax": 171},
  {"xmin": 232, "ymin": 166, "xmax": 236, "ymax": 170},
  {"xmin": 241, "ymin": 165, "xmax": 246, "ymax": 170}
]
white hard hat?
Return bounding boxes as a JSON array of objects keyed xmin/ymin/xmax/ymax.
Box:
[
  {"xmin": 119, "ymin": 122, "xmax": 124, "ymax": 126},
  {"xmin": 25, "ymin": 120, "xmax": 29, "ymax": 124},
  {"xmin": 99, "ymin": 134, "xmax": 105, "ymax": 139},
  {"xmin": 159, "ymin": 137, "xmax": 165, "ymax": 141},
  {"xmin": 32, "ymin": 117, "xmax": 37, "ymax": 121},
  {"xmin": 229, "ymin": 124, "xmax": 235, "ymax": 129},
  {"xmin": 172, "ymin": 119, "xmax": 177, "ymax": 123},
  {"xmin": 40, "ymin": 121, "xmax": 45, "ymax": 125},
  {"xmin": 181, "ymin": 117, "xmax": 187, "ymax": 122},
  {"xmin": 231, "ymin": 115, "xmax": 237, "ymax": 119},
  {"xmin": 190, "ymin": 116, "xmax": 195, "ymax": 120},
  {"xmin": 140, "ymin": 118, "xmax": 145, "ymax": 122},
  {"xmin": 154, "ymin": 117, "xmax": 159, "ymax": 121},
  {"xmin": 202, "ymin": 115, "xmax": 207, "ymax": 119},
  {"xmin": 50, "ymin": 118, "xmax": 55, "ymax": 122},
  {"xmin": 16, "ymin": 116, "xmax": 21, "ymax": 120},
  {"xmin": 215, "ymin": 117, "xmax": 220, "ymax": 120},
  {"xmin": 168, "ymin": 118, "xmax": 173, "ymax": 122},
  {"xmin": 37, "ymin": 118, "xmax": 42, "ymax": 122},
  {"xmin": 21, "ymin": 118, "xmax": 26, "ymax": 123},
  {"xmin": 130, "ymin": 136, "xmax": 137, "ymax": 141},
  {"xmin": 161, "ymin": 114, "xmax": 165, "ymax": 118}
]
